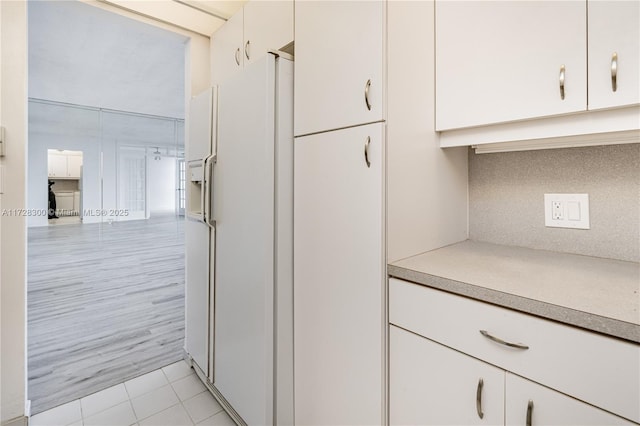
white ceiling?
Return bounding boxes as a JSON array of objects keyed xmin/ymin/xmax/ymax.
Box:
[
  {"xmin": 106, "ymin": 0, "xmax": 245, "ymax": 35},
  {"xmin": 28, "ymin": 0, "xmax": 243, "ymax": 119}
]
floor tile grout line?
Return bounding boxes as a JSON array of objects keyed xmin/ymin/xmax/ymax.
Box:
[
  {"xmin": 78, "ymin": 397, "xmax": 85, "ymax": 425},
  {"xmin": 135, "ymin": 401, "xmax": 183, "ymax": 424},
  {"xmin": 79, "ymin": 383, "xmax": 129, "ymax": 422}
]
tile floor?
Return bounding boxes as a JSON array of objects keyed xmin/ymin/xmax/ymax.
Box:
[{"xmin": 30, "ymin": 361, "xmax": 236, "ymax": 426}]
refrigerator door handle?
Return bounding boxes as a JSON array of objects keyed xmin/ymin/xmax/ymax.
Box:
[{"xmin": 203, "ymin": 154, "xmax": 216, "ymax": 228}]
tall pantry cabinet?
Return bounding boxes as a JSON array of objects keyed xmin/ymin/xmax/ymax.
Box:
[
  {"xmin": 293, "ymin": 1, "xmax": 468, "ymax": 425},
  {"xmin": 293, "ymin": 2, "xmax": 386, "ymax": 424}
]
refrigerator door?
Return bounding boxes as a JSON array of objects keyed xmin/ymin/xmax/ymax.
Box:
[
  {"xmin": 185, "ymin": 86, "xmax": 217, "ymax": 379},
  {"xmin": 213, "ymin": 53, "xmax": 281, "ymax": 425},
  {"xmin": 185, "ymin": 217, "xmax": 210, "ymax": 375}
]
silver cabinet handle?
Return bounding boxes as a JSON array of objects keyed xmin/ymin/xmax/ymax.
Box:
[
  {"xmin": 235, "ymin": 48, "xmax": 241, "ymax": 66},
  {"xmin": 364, "ymin": 79, "xmax": 372, "ymax": 110},
  {"xmin": 364, "ymin": 136, "xmax": 371, "ymax": 168},
  {"xmin": 526, "ymin": 400, "xmax": 534, "ymax": 426},
  {"xmin": 479, "ymin": 330, "xmax": 529, "ymax": 350},
  {"xmin": 245, "ymin": 40, "xmax": 251, "ymax": 61},
  {"xmin": 559, "ymin": 65, "xmax": 566, "ymax": 100},
  {"xmin": 476, "ymin": 378, "xmax": 484, "ymax": 419},
  {"xmin": 611, "ymin": 52, "xmax": 618, "ymax": 92}
]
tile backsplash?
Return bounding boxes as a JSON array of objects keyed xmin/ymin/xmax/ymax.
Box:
[{"xmin": 468, "ymin": 143, "xmax": 640, "ymax": 262}]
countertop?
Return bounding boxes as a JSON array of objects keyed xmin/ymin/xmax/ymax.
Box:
[{"xmin": 388, "ymin": 240, "xmax": 640, "ymax": 343}]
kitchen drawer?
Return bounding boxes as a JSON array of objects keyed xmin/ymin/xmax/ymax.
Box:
[{"xmin": 389, "ymin": 278, "xmax": 640, "ymax": 423}]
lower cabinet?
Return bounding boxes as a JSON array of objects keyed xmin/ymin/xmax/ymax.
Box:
[
  {"xmin": 389, "ymin": 277, "xmax": 639, "ymax": 426},
  {"xmin": 505, "ymin": 373, "xmax": 634, "ymax": 426},
  {"xmin": 391, "ymin": 325, "xmax": 635, "ymax": 426},
  {"xmin": 390, "ymin": 325, "xmax": 504, "ymax": 425}
]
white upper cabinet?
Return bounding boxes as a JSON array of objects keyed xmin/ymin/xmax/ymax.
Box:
[
  {"xmin": 211, "ymin": 10, "xmax": 244, "ymax": 85},
  {"xmin": 66, "ymin": 154, "xmax": 82, "ymax": 178},
  {"xmin": 243, "ymin": 1, "xmax": 293, "ymax": 65},
  {"xmin": 294, "ymin": 1, "xmax": 384, "ymax": 136},
  {"xmin": 48, "ymin": 151, "xmax": 82, "ymax": 179},
  {"xmin": 47, "ymin": 153, "xmax": 67, "ymax": 178},
  {"xmin": 588, "ymin": 1, "xmax": 640, "ymax": 110},
  {"xmin": 211, "ymin": 1, "xmax": 293, "ymax": 85},
  {"xmin": 435, "ymin": 1, "xmax": 587, "ymax": 131}
]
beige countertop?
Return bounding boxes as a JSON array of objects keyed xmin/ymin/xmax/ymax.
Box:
[{"xmin": 388, "ymin": 240, "xmax": 640, "ymax": 343}]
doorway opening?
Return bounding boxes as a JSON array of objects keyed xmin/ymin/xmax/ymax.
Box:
[
  {"xmin": 47, "ymin": 149, "xmax": 83, "ymax": 225},
  {"xmin": 26, "ymin": 0, "xmax": 188, "ymax": 416}
]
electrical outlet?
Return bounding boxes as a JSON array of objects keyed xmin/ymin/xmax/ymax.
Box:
[
  {"xmin": 552, "ymin": 201, "xmax": 563, "ymax": 220},
  {"xmin": 544, "ymin": 194, "xmax": 590, "ymax": 229}
]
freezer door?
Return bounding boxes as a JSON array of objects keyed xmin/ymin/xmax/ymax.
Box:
[
  {"xmin": 187, "ymin": 87, "xmax": 217, "ymax": 162},
  {"xmin": 213, "ymin": 53, "xmax": 285, "ymax": 425}
]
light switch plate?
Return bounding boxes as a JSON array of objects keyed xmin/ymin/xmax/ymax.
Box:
[{"xmin": 544, "ymin": 193, "xmax": 590, "ymax": 229}]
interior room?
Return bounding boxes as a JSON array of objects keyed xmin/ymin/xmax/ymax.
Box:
[{"xmin": 0, "ymin": 1, "xmax": 638, "ymax": 426}]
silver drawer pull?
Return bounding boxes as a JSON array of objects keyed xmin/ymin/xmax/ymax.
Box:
[
  {"xmin": 526, "ymin": 400, "xmax": 534, "ymax": 426},
  {"xmin": 479, "ymin": 330, "xmax": 529, "ymax": 350},
  {"xmin": 611, "ymin": 52, "xmax": 618, "ymax": 92},
  {"xmin": 559, "ymin": 65, "xmax": 566, "ymax": 100},
  {"xmin": 476, "ymin": 378, "xmax": 484, "ymax": 419},
  {"xmin": 235, "ymin": 48, "xmax": 241, "ymax": 66},
  {"xmin": 245, "ymin": 40, "xmax": 251, "ymax": 61}
]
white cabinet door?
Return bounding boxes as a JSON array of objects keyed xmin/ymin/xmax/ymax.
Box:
[
  {"xmin": 66, "ymin": 155, "xmax": 82, "ymax": 178},
  {"xmin": 48, "ymin": 153, "xmax": 67, "ymax": 178},
  {"xmin": 435, "ymin": 1, "xmax": 587, "ymax": 130},
  {"xmin": 294, "ymin": 123, "xmax": 385, "ymax": 425},
  {"xmin": 243, "ymin": 1, "xmax": 293, "ymax": 66},
  {"xmin": 211, "ymin": 10, "xmax": 243, "ymax": 85},
  {"xmin": 588, "ymin": 0, "xmax": 640, "ymax": 110},
  {"xmin": 390, "ymin": 326, "xmax": 504, "ymax": 426},
  {"xmin": 294, "ymin": 1, "xmax": 384, "ymax": 136},
  {"xmin": 505, "ymin": 373, "xmax": 635, "ymax": 426}
]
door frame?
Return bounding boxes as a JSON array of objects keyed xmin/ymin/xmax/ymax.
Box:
[{"xmin": 0, "ymin": 1, "xmax": 29, "ymax": 423}]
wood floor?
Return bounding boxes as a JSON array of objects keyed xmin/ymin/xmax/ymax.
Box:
[{"xmin": 28, "ymin": 214, "xmax": 186, "ymax": 415}]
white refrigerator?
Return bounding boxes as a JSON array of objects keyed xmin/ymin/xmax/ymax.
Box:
[
  {"xmin": 185, "ymin": 52, "xmax": 294, "ymax": 426},
  {"xmin": 185, "ymin": 86, "xmax": 217, "ymax": 381}
]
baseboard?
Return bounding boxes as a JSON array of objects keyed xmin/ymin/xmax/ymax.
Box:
[{"xmin": 1, "ymin": 416, "xmax": 28, "ymax": 426}]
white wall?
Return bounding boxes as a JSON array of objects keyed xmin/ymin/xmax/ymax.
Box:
[
  {"xmin": 0, "ymin": 1, "xmax": 28, "ymax": 424},
  {"xmin": 1, "ymin": 3, "xmax": 210, "ymax": 423},
  {"xmin": 148, "ymin": 155, "xmax": 177, "ymax": 212},
  {"xmin": 29, "ymin": 1, "xmax": 188, "ymax": 118}
]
